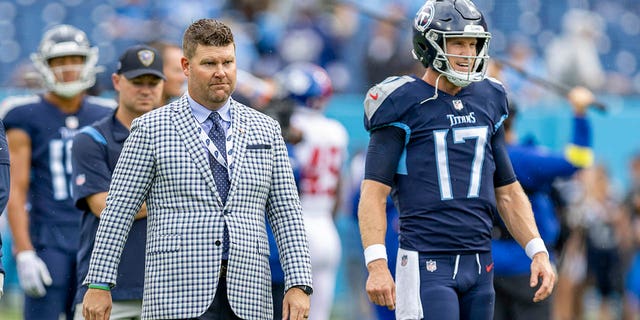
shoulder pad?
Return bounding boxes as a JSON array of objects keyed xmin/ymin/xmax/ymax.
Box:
[
  {"xmin": 364, "ymin": 76, "xmax": 415, "ymax": 121},
  {"xmin": 86, "ymin": 96, "xmax": 117, "ymax": 109},
  {"xmin": 0, "ymin": 95, "xmax": 40, "ymax": 119},
  {"xmin": 486, "ymin": 77, "xmax": 507, "ymax": 93},
  {"xmin": 79, "ymin": 126, "xmax": 107, "ymax": 146}
]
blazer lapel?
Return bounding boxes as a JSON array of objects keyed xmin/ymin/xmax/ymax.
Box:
[
  {"xmin": 171, "ymin": 96, "xmax": 220, "ymax": 202},
  {"xmin": 228, "ymin": 99, "xmax": 248, "ymax": 202}
]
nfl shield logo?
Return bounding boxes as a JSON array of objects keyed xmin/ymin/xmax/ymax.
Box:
[
  {"xmin": 75, "ymin": 174, "xmax": 86, "ymax": 186},
  {"xmin": 426, "ymin": 259, "xmax": 437, "ymax": 272},
  {"xmin": 401, "ymin": 255, "xmax": 408, "ymax": 267},
  {"xmin": 453, "ymin": 99, "xmax": 464, "ymax": 110}
]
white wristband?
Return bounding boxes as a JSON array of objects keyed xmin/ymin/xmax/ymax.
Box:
[
  {"xmin": 364, "ymin": 244, "xmax": 388, "ymax": 266},
  {"xmin": 525, "ymin": 237, "xmax": 548, "ymax": 259}
]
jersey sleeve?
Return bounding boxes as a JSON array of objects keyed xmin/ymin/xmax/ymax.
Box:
[
  {"xmin": 71, "ymin": 128, "xmax": 112, "ymax": 212},
  {"xmin": 364, "ymin": 76, "xmax": 415, "ymax": 131},
  {"xmin": 486, "ymin": 78, "xmax": 510, "ymax": 133},
  {"xmin": 364, "ymin": 126, "xmax": 405, "ymax": 186},
  {"xmin": 3, "ymin": 104, "xmax": 33, "ymax": 134},
  {"xmin": 510, "ymin": 145, "xmax": 579, "ymax": 192},
  {"xmin": 0, "ymin": 120, "xmax": 10, "ymax": 212}
]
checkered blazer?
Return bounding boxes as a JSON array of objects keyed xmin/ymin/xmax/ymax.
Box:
[{"xmin": 84, "ymin": 95, "xmax": 312, "ymax": 319}]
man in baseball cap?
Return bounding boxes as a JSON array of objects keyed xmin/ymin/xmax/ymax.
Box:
[
  {"xmin": 116, "ymin": 44, "xmax": 166, "ymax": 80},
  {"xmin": 70, "ymin": 44, "xmax": 165, "ymax": 319}
]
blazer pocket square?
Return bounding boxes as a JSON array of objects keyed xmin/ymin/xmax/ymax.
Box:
[{"xmin": 247, "ymin": 144, "xmax": 272, "ymax": 149}]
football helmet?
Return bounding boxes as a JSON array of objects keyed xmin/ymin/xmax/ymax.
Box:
[
  {"xmin": 30, "ymin": 24, "xmax": 99, "ymax": 98},
  {"xmin": 412, "ymin": 0, "xmax": 491, "ymax": 87},
  {"xmin": 275, "ymin": 62, "xmax": 333, "ymax": 111}
]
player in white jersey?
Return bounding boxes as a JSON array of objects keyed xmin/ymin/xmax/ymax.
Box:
[{"xmin": 277, "ymin": 62, "xmax": 348, "ymax": 320}]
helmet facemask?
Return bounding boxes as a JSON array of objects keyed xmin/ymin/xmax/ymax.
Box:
[
  {"xmin": 427, "ymin": 25, "xmax": 491, "ymax": 87},
  {"xmin": 30, "ymin": 25, "xmax": 99, "ymax": 98},
  {"xmin": 411, "ymin": 0, "xmax": 492, "ymax": 87}
]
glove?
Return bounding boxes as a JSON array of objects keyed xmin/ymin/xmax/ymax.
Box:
[
  {"xmin": 0, "ymin": 272, "xmax": 4, "ymax": 300},
  {"xmin": 16, "ymin": 250, "xmax": 52, "ymax": 297}
]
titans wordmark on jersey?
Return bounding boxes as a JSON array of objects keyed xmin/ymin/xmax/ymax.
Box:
[{"xmin": 364, "ymin": 75, "xmax": 510, "ymax": 254}]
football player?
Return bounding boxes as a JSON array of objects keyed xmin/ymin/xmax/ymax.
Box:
[
  {"xmin": 3, "ymin": 24, "xmax": 114, "ymax": 319},
  {"xmin": 278, "ymin": 62, "xmax": 348, "ymax": 320},
  {"xmin": 356, "ymin": 1, "xmax": 555, "ymax": 319}
]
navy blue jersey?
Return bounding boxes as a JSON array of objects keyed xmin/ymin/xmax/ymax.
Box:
[
  {"xmin": 71, "ymin": 111, "xmax": 146, "ymax": 303},
  {"xmin": 0, "ymin": 120, "xmax": 9, "ymax": 275},
  {"xmin": 364, "ymin": 75, "xmax": 514, "ymax": 254},
  {"xmin": 2, "ymin": 95, "xmax": 113, "ymax": 251}
]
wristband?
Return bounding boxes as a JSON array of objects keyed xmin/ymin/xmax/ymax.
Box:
[
  {"xmin": 364, "ymin": 244, "xmax": 387, "ymax": 266},
  {"xmin": 88, "ymin": 283, "xmax": 111, "ymax": 291},
  {"xmin": 525, "ymin": 238, "xmax": 548, "ymax": 259}
]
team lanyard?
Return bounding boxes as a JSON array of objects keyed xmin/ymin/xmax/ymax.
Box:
[{"xmin": 197, "ymin": 118, "xmax": 235, "ymax": 173}]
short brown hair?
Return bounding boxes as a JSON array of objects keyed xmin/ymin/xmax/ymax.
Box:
[{"xmin": 182, "ymin": 19, "xmax": 234, "ymax": 59}]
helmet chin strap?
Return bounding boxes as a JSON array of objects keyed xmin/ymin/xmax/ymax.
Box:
[
  {"xmin": 420, "ymin": 71, "xmax": 445, "ymax": 104},
  {"xmin": 446, "ymin": 74, "xmax": 472, "ymax": 87}
]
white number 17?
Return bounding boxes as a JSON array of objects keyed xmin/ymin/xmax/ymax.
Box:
[{"xmin": 433, "ymin": 126, "xmax": 488, "ymax": 200}]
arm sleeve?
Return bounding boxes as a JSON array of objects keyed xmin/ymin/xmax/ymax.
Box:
[
  {"xmin": 492, "ymin": 126, "xmax": 517, "ymax": 187},
  {"xmin": 364, "ymin": 126, "xmax": 405, "ymax": 187},
  {"xmin": 71, "ymin": 132, "xmax": 112, "ymax": 212}
]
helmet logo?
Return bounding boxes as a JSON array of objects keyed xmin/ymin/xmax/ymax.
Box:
[
  {"xmin": 137, "ymin": 50, "xmax": 155, "ymax": 67},
  {"xmin": 414, "ymin": 2, "xmax": 435, "ymax": 32}
]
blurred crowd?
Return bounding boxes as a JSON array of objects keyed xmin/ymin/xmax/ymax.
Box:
[{"xmin": 3, "ymin": 0, "xmax": 640, "ymax": 98}]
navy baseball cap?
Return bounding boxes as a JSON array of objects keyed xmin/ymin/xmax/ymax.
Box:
[{"xmin": 116, "ymin": 45, "xmax": 166, "ymax": 80}]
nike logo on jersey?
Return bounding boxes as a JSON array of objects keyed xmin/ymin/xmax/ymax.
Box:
[
  {"xmin": 369, "ymin": 92, "xmax": 379, "ymax": 100},
  {"xmin": 486, "ymin": 262, "xmax": 494, "ymax": 273}
]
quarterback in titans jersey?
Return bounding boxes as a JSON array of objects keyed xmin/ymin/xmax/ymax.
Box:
[
  {"xmin": 364, "ymin": 75, "xmax": 516, "ymax": 254},
  {"xmin": 2, "ymin": 95, "xmax": 113, "ymax": 251}
]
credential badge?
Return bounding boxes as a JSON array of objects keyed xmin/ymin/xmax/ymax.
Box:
[
  {"xmin": 426, "ymin": 259, "xmax": 437, "ymax": 272},
  {"xmin": 137, "ymin": 49, "xmax": 155, "ymax": 67},
  {"xmin": 453, "ymin": 99, "xmax": 464, "ymax": 110}
]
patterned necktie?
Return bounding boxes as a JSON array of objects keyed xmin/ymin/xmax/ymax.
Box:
[
  {"xmin": 208, "ymin": 111, "xmax": 230, "ymax": 259},
  {"xmin": 207, "ymin": 111, "xmax": 229, "ymax": 202}
]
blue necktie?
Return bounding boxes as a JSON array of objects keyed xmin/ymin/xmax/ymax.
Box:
[{"xmin": 208, "ymin": 111, "xmax": 230, "ymax": 259}]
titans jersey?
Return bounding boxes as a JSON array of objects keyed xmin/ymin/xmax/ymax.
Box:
[
  {"xmin": 2, "ymin": 95, "xmax": 114, "ymax": 250},
  {"xmin": 364, "ymin": 75, "xmax": 512, "ymax": 254}
]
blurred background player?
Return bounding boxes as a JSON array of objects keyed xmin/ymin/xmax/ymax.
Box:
[
  {"xmin": 0, "ymin": 120, "xmax": 9, "ymax": 300},
  {"xmin": 276, "ymin": 62, "xmax": 348, "ymax": 320},
  {"xmin": 2, "ymin": 24, "xmax": 113, "ymax": 319},
  {"xmin": 492, "ymin": 86, "xmax": 595, "ymax": 320},
  {"xmin": 70, "ymin": 44, "xmax": 165, "ymax": 320},
  {"xmin": 147, "ymin": 41, "xmax": 186, "ymax": 104}
]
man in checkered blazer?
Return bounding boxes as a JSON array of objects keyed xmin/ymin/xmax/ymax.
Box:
[{"xmin": 81, "ymin": 19, "xmax": 313, "ymax": 320}]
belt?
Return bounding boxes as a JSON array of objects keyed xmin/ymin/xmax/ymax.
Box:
[{"xmin": 220, "ymin": 259, "xmax": 228, "ymax": 279}]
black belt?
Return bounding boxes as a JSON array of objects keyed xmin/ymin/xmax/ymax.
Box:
[{"xmin": 220, "ymin": 259, "xmax": 228, "ymax": 279}]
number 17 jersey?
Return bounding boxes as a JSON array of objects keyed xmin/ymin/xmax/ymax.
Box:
[{"xmin": 364, "ymin": 75, "xmax": 515, "ymax": 254}]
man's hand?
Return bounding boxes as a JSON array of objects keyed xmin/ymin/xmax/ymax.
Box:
[
  {"xmin": 567, "ymin": 86, "xmax": 594, "ymax": 115},
  {"xmin": 282, "ymin": 286, "xmax": 310, "ymax": 320},
  {"xmin": 530, "ymin": 252, "xmax": 556, "ymax": 302},
  {"xmin": 83, "ymin": 288, "xmax": 112, "ymax": 320},
  {"xmin": 16, "ymin": 250, "xmax": 52, "ymax": 297},
  {"xmin": 366, "ymin": 259, "xmax": 396, "ymax": 310}
]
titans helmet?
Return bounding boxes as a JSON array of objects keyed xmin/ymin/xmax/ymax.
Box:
[
  {"xmin": 412, "ymin": 0, "xmax": 491, "ymax": 87},
  {"xmin": 275, "ymin": 62, "xmax": 333, "ymax": 111},
  {"xmin": 30, "ymin": 24, "xmax": 99, "ymax": 97}
]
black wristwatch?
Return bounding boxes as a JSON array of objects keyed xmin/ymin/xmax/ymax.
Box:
[{"xmin": 292, "ymin": 285, "xmax": 313, "ymax": 296}]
